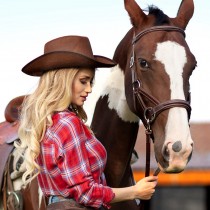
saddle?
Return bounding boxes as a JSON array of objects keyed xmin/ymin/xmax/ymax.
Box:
[
  {"xmin": 0, "ymin": 96, "xmax": 24, "ymax": 210},
  {"xmin": 0, "ymin": 121, "xmax": 19, "ymax": 189},
  {"xmin": 0, "ymin": 95, "xmax": 25, "ymax": 190},
  {"xmin": 1, "ymin": 95, "xmax": 47, "ymax": 210}
]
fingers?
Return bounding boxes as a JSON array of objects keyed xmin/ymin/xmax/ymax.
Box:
[
  {"xmin": 141, "ymin": 188, "xmax": 156, "ymax": 200},
  {"xmin": 139, "ymin": 176, "xmax": 158, "ymax": 200},
  {"xmin": 144, "ymin": 175, "xmax": 158, "ymax": 182},
  {"xmin": 134, "ymin": 175, "xmax": 158, "ymax": 200},
  {"xmin": 143, "ymin": 176, "xmax": 158, "ymax": 188}
]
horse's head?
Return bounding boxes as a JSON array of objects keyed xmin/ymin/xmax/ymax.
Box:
[{"xmin": 121, "ymin": 0, "xmax": 196, "ymax": 173}]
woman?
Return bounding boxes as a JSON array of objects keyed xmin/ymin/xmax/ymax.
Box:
[{"xmin": 16, "ymin": 35, "xmax": 158, "ymax": 210}]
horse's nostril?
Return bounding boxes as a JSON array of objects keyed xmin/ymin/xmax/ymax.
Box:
[{"xmin": 172, "ymin": 141, "xmax": 182, "ymax": 152}]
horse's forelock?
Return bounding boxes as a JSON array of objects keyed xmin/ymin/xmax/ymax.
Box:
[{"xmin": 145, "ymin": 5, "xmax": 170, "ymax": 26}]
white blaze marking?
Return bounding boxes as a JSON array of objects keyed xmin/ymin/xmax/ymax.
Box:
[{"xmin": 155, "ymin": 41, "xmax": 192, "ymax": 146}]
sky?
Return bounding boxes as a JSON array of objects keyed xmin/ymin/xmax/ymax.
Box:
[{"xmin": 1, "ymin": 0, "xmax": 210, "ymax": 123}]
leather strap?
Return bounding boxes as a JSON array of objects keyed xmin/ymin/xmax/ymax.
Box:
[
  {"xmin": 132, "ymin": 26, "xmax": 185, "ymax": 44},
  {"xmin": 3, "ymin": 153, "xmax": 23, "ymax": 210}
]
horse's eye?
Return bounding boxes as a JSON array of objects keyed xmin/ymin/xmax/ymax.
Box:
[{"xmin": 138, "ymin": 58, "xmax": 149, "ymax": 69}]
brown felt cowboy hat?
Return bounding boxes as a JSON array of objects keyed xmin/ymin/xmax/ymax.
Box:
[{"xmin": 22, "ymin": 35, "xmax": 116, "ymax": 76}]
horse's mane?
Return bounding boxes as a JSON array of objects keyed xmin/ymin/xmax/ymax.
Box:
[{"xmin": 145, "ymin": 5, "xmax": 170, "ymax": 25}]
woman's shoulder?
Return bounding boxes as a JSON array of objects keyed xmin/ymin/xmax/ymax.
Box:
[
  {"xmin": 47, "ymin": 111, "xmax": 83, "ymax": 144},
  {"xmin": 53, "ymin": 110, "xmax": 78, "ymax": 121},
  {"xmin": 52, "ymin": 110, "xmax": 83, "ymax": 130}
]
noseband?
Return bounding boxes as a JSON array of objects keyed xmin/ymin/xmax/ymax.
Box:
[{"xmin": 129, "ymin": 26, "xmax": 191, "ymax": 179}]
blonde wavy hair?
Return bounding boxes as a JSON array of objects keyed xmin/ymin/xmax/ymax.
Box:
[{"xmin": 16, "ymin": 68, "xmax": 88, "ymax": 184}]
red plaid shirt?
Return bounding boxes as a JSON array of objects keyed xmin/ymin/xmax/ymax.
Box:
[{"xmin": 36, "ymin": 111, "xmax": 114, "ymax": 209}]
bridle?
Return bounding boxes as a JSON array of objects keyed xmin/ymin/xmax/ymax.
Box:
[
  {"xmin": 130, "ymin": 26, "xmax": 191, "ymax": 176},
  {"xmin": 130, "ymin": 25, "xmax": 192, "ymax": 210}
]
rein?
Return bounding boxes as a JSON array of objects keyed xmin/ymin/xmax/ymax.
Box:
[{"xmin": 129, "ymin": 26, "xmax": 191, "ymax": 209}]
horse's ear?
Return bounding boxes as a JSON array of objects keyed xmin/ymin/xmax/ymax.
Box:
[
  {"xmin": 173, "ymin": 0, "xmax": 194, "ymax": 29},
  {"xmin": 124, "ymin": 0, "xmax": 147, "ymax": 28}
]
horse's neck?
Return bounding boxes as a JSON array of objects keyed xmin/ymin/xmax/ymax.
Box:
[
  {"xmin": 91, "ymin": 65, "xmax": 139, "ymax": 187},
  {"xmin": 102, "ymin": 65, "xmax": 138, "ymax": 122},
  {"xmin": 91, "ymin": 65, "xmax": 139, "ymax": 129}
]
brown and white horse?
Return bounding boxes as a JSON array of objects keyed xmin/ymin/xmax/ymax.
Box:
[
  {"xmin": 1, "ymin": 0, "xmax": 196, "ymax": 210},
  {"xmin": 91, "ymin": 0, "xmax": 196, "ymax": 209}
]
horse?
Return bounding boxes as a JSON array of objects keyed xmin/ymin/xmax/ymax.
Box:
[
  {"xmin": 1, "ymin": 0, "xmax": 196, "ymax": 209},
  {"xmin": 90, "ymin": 0, "xmax": 196, "ymax": 209}
]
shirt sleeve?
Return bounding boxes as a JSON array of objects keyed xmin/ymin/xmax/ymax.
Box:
[{"xmin": 53, "ymin": 114, "xmax": 115, "ymax": 209}]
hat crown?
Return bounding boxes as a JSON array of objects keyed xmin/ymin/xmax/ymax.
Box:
[
  {"xmin": 44, "ymin": 36, "xmax": 94, "ymax": 59},
  {"xmin": 22, "ymin": 35, "xmax": 116, "ymax": 76}
]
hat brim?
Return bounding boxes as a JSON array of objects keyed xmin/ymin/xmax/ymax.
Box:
[{"xmin": 22, "ymin": 51, "xmax": 116, "ymax": 76}]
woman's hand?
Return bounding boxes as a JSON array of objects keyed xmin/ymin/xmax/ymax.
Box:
[
  {"xmin": 134, "ymin": 176, "xmax": 158, "ymax": 200},
  {"xmin": 111, "ymin": 175, "xmax": 158, "ymax": 203}
]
